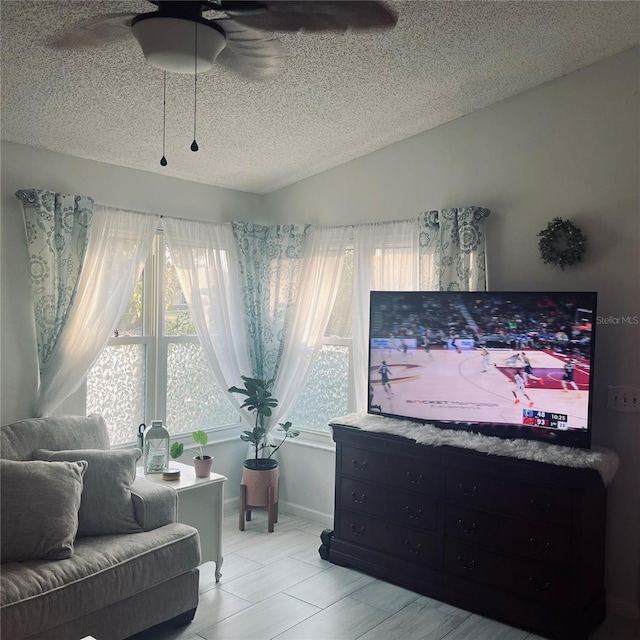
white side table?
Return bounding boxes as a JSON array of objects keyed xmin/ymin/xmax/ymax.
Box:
[{"xmin": 136, "ymin": 462, "xmax": 227, "ymax": 581}]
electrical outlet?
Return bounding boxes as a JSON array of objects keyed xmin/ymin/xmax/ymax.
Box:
[{"xmin": 607, "ymin": 386, "xmax": 640, "ymax": 413}]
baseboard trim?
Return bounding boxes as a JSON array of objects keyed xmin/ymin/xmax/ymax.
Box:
[
  {"xmin": 224, "ymin": 496, "xmax": 240, "ymax": 514},
  {"xmin": 278, "ymin": 500, "xmax": 333, "ymax": 527},
  {"xmin": 225, "ymin": 495, "xmax": 332, "ymax": 527}
]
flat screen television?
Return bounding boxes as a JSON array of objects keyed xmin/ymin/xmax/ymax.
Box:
[{"xmin": 368, "ymin": 291, "xmax": 597, "ymax": 449}]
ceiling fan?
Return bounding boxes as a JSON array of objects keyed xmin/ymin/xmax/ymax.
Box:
[{"xmin": 48, "ymin": 1, "xmax": 398, "ymax": 80}]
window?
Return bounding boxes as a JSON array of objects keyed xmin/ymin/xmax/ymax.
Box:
[
  {"xmin": 288, "ymin": 248, "xmax": 353, "ymax": 432},
  {"xmin": 85, "ymin": 221, "xmax": 435, "ymax": 441},
  {"xmin": 289, "ymin": 222, "xmax": 425, "ymax": 432},
  {"xmin": 87, "ymin": 236, "xmax": 237, "ymax": 445}
]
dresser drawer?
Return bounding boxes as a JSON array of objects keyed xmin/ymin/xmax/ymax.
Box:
[
  {"xmin": 444, "ymin": 540, "xmax": 570, "ymax": 606},
  {"xmin": 445, "ymin": 504, "xmax": 570, "ymax": 566},
  {"xmin": 446, "ymin": 467, "xmax": 572, "ymax": 526},
  {"xmin": 505, "ymin": 556, "xmax": 572, "ymax": 606},
  {"xmin": 339, "ymin": 509, "xmax": 439, "ymax": 568},
  {"xmin": 338, "ymin": 510, "xmax": 384, "ymax": 549},
  {"xmin": 341, "ymin": 445, "xmax": 439, "ymax": 496},
  {"xmin": 388, "ymin": 455, "xmax": 440, "ymax": 495},
  {"xmin": 387, "ymin": 487, "xmax": 438, "ymax": 531},
  {"xmin": 445, "ymin": 504, "xmax": 501, "ymax": 547},
  {"xmin": 385, "ymin": 519, "xmax": 439, "ymax": 567},
  {"xmin": 340, "ymin": 477, "xmax": 387, "ymax": 516},
  {"xmin": 341, "ymin": 477, "xmax": 438, "ymax": 532},
  {"xmin": 341, "ymin": 445, "xmax": 386, "ymax": 481},
  {"xmin": 443, "ymin": 539, "xmax": 506, "ymax": 591}
]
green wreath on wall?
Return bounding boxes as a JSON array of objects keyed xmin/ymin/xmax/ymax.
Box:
[{"xmin": 537, "ymin": 217, "xmax": 587, "ymax": 270}]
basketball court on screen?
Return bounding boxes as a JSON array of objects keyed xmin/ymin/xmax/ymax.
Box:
[{"xmin": 369, "ymin": 346, "xmax": 590, "ymax": 430}]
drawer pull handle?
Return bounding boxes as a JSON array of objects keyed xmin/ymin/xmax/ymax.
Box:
[
  {"xmin": 407, "ymin": 472, "xmax": 424, "ymax": 485},
  {"xmin": 406, "ymin": 506, "xmax": 423, "ymax": 520},
  {"xmin": 352, "ymin": 460, "xmax": 368, "ymax": 472},
  {"xmin": 456, "ymin": 555, "xmax": 476, "ymax": 572},
  {"xmin": 351, "ymin": 492, "xmax": 366, "ymax": 504},
  {"xmin": 405, "ymin": 540, "xmax": 422, "ymax": 554},
  {"xmin": 458, "ymin": 483, "xmax": 477, "ymax": 497},
  {"xmin": 529, "ymin": 538, "xmax": 552, "ymax": 553},
  {"xmin": 458, "ymin": 518, "xmax": 477, "ymax": 533},
  {"xmin": 528, "ymin": 577, "xmax": 551, "ymax": 592},
  {"xmin": 529, "ymin": 498, "xmax": 552, "ymax": 513},
  {"xmin": 350, "ymin": 524, "xmax": 366, "ymax": 536}
]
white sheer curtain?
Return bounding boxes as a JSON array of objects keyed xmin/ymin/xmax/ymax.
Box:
[
  {"xmin": 270, "ymin": 225, "xmax": 350, "ymax": 428},
  {"xmin": 352, "ymin": 220, "xmax": 421, "ymax": 412},
  {"xmin": 162, "ymin": 217, "xmax": 252, "ymax": 421},
  {"xmin": 36, "ymin": 206, "xmax": 159, "ymax": 417},
  {"xmin": 164, "ymin": 219, "xmax": 349, "ymax": 435}
]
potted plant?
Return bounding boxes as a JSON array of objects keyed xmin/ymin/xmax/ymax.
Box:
[
  {"xmin": 170, "ymin": 430, "xmax": 213, "ymax": 478},
  {"xmin": 229, "ymin": 376, "xmax": 299, "ymax": 531}
]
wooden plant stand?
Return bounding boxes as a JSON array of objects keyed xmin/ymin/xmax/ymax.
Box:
[{"xmin": 239, "ymin": 483, "xmax": 279, "ymax": 533}]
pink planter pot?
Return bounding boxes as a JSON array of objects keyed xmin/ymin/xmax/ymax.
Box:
[
  {"xmin": 242, "ymin": 459, "xmax": 279, "ymax": 507},
  {"xmin": 193, "ymin": 455, "xmax": 213, "ymax": 478}
]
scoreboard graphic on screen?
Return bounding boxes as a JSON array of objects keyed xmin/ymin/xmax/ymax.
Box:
[{"xmin": 522, "ymin": 409, "xmax": 569, "ymax": 431}]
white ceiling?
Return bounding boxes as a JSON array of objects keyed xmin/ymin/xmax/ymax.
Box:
[{"xmin": 2, "ymin": 1, "xmax": 639, "ymax": 195}]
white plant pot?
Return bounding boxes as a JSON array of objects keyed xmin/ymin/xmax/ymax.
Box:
[{"xmin": 193, "ymin": 455, "xmax": 213, "ymax": 478}]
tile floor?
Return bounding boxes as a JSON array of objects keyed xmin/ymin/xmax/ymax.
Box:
[{"xmin": 130, "ymin": 510, "xmax": 639, "ymax": 640}]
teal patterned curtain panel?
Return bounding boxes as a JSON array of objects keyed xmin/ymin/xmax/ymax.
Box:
[
  {"xmin": 418, "ymin": 207, "xmax": 490, "ymax": 291},
  {"xmin": 232, "ymin": 222, "xmax": 309, "ymax": 384},
  {"xmin": 16, "ymin": 189, "xmax": 93, "ymax": 379}
]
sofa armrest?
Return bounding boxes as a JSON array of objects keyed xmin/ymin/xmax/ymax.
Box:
[{"xmin": 130, "ymin": 477, "xmax": 177, "ymax": 531}]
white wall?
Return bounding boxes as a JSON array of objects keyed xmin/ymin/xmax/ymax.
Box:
[
  {"xmin": 278, "ymin": 433, "xmax": 336, "ymax": 527},
  {"xmin": 271, "ymin": 47, "xmax": 640, "ymax": 617}
]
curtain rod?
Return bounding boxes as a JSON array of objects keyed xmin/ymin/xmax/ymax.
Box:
[{"xmin": 93, "ymin": 202, "xmax": 447, "ymax": 231}]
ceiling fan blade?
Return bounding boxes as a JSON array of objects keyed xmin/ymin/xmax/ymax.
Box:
[
  {"xmin": 214, "ymin": 19, "xmax": 285, "ymax": 80},
  {"xmin": 46, "ymin": 12, "xmax": 139, "ymax": 50},
  {"xmin": 220, "ymin": 1, "xmax": 397, "ymax": 33}
]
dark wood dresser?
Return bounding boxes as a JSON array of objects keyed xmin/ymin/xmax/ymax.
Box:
[{"xmin": 322, "ymin": 422, "xmax": 608, "ymax": 640}]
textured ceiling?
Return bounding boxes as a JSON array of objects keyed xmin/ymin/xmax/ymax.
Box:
[{"xmin": 2, "ymin": 1, "xmax": 639, "ymax": 194}]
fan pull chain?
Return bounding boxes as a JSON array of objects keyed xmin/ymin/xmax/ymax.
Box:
[
  {"xmin": 191, "ymin": 22, "xmax": 199, "ymax": 152},
  {"xmin": 160, "ymin": 71, "xmax": 168, "ymax": 166}
]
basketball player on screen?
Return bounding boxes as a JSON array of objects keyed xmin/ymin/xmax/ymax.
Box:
[
  {"xmin": 561, "ymin": 359, "xmax": 582, "ymax": 398},
  {"xmin": 423, "ymin": 336, "xmax": 434, "ymax": 360},
  {"xmin": 512, "ymin": 370, "xmax": 534, "ymax": 407},
  {"xmin": 481, "ymin": 346, "xmax": 491, "ymax": 372},
  {"xmin": 521, "ymin": 352, "xmax": 544, "ymax": 385},
  {"xmin": 387, "ymin": 334, "xmax": 395, "ymax": 357},
  {"xmin": 505, "ymin": 352, "xmax": 523, "ymax": 367},
  {"xmin": 379, "ymin": 361, "xmax": 393, "ymax": 397},
  {"xmin": 401, "ymin": 338, "xmax": 412, "ymax": 361}
]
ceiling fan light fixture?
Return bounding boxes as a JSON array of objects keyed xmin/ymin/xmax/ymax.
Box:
[{"xmin": 132, "ymin": 15, "xmax": 226, "ymax": 74}]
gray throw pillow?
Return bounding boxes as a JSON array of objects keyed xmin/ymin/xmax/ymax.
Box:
[
  {"xmin": 33, "ymin": 448, "xmax": 143, "ymax": 536},
  {"xmin": 0, "ymin": 459, "xmax": 87, "ymax": 561}
]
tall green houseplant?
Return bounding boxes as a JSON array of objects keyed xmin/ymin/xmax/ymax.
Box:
[
  {"xmin": 229, "ymin": 376, "xmax": 299, "ymax": 466},
  {"xmin": 229, "ymin": 375, "xmax": 300, "ymax": 532}
]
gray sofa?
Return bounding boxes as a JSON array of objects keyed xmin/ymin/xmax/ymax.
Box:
[{"xmin": 0, "ymin": 414, "xmax": 201, "ymax": 640}]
